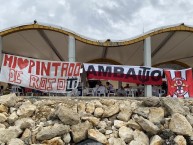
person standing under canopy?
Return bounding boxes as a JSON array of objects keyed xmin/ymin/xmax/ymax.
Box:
[
  {"xmin": 124, "ymin": 84, "xmax": 130, "ymax": 89},
  {"xmin": 106, "ymin": 82, "xmax": 115, "ymax": 94}
]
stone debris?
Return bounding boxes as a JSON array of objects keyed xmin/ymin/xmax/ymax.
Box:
[
  {"xmin": 118, "ymin": 126, "xmax": 133, "ymax": 143},
  {"xmin": 117, "ymin": 102, "xmax": 132, "ymax": 122},
  {"xmin": 36, "ymin": 123, "xmax": 70, "ymax": 140},
  {"xmin": 169, "ymin": 113, "xmax": 193, "ymax": 136},
  {"xmin": 86, "ymin": 102, "xmax": 95, "ymax": 114},
  {"xmin": 0, "ymin": 113, "xmax": 7, "ymax": 123},
  {"xmin": 133, "ymin": 114, "xmax": 160, "ymax": 134},
  {"xmin": 0, "ymin": 93, "xmax": 191, "ymax": 144},
  {"xmin": 148, "ymin": 107, "xmax": 164, "ymax": 123},
  {"xmin": 55, "ymin": 105, "xmax": 80, "ymax": 125},
  {"xmin": 88, "ymin": 129, "xmax": 108, "ymax": 144},
  {"xmin": 102, "ymin": 102, "xmax": 119, "ymax": 117},
  {"xmin": 0, "ymin": 93, "xmax": 17, "ymax": 107},
  {"xmin": 8, "ymin": 138, "xmax": 24, "ymax": 145},
  {"xmin": 161, "ymin": 97, "xmax": 186, "ymax": 115},
  {"xmin": 17, "ymin": 101, "xmax": 36, "ymax": 117},
  {"xmin": 150, "ymin": 135, "xmax": 163, "ymax": 145},
  {"xmin": 174, "ymin": 135, "xmax": 187, "ymax": 145},
  {"xmin": 0, "ymin": 126, "xmax": 22, "ymax": 143},
  {"xmin": 71, "ymin": 121, "xmax": 91, "ymax": 143},
  {"xmin": 94, "ymin": 107, "xmax": 104, "ymax": 117}
]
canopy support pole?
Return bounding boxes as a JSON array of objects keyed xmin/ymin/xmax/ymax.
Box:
[
  {"xmin": 68, "ymin": 35, "xmax": 76, "ymax": 62},
  {"xmin": 0, "ymin": 36, "xmax": 3, "ymax": 68},
  {"xmin": 68, "ymin": 35, "xmax": 76, "ymax": 96},
  {"xmin": 144, "ymin": 37, "xmax": 152, "ymax": 97}
]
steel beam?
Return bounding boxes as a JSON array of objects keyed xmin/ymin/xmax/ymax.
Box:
[
  {"xmin": 38, "ymin": 30, "xmax": 64, "ymax": 61},
  {"xmin": 152, "ymin": 31, "xmax": 175, "ymax": 58}
]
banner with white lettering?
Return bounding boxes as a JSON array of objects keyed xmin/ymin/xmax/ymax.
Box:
[
  {"xmin": 0, "ymin": 54, "xmax": 81, "ymax": 93},
  {"xmin": 84, "ymin": 63, "xmax": 163, "ymax": 85}
]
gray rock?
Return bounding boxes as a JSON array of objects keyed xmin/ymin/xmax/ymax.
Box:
[
  {"xmin": 118, "ymin": 126, "xmax": 133, "ymax": 143},
  {"xmin": 105, "ymin": 130, "xmax": 113, "ymax": 135},
  {"xmin": 186, "ymin": 114, "xmax": 193, "ymax": 126},
  {"xmin": 133, "ymin": 107, "xmax": 150, "ymax": 118},
  {"xmin": 127, "ymin": 119, "xmax": 141, "ymax": 130},
  {"xmin": 108, "ymin": 137, "xmax": 126, "ymax": 145},
  {"xmin": 0, "ymin": 113, "xmax": 7, "ymax": 123},
  {"xmin": 150, "ymin": 135, "xmax": 163, "ymax": 145},
  {"xmin": 43, "ymin": 137, "xmax": 64, "ymax": 145},
  {"xmin": 0, "ymin": 126, "xmax": 22, "ymax": 143},
  {"xmin": 114, "ymin": 120, "xmax": 127, "ymax": 128},
  {"xmin": 36, "ymin": 123, "xmax": 70, "ymax": 140},
  {"xmin": 56, "ymin": 105, "xmax": 80, "ymax": 125},
  {"xmin": 77, "ymin": 139, "xmax": 103, "ymax": 145},
  {"xmin": 174, "ymin": 135, "xmax": 187, "ymax": 145},
  {"xmin": 100, "ymin": 99, "xmax": 116, "ymax": 106},
  {"xmin": 71, "ymin": 121, "xmax": 91, "ymax": 143},
  {"xmin": 161, "ymin": 97, "xmax": 186, "ymax": 115},
  {"xmin": 17, "ymin": 101, "xmax": 36, "ymax": 117},
  {"xmin": 102, "ymin": 103, "xmax": 119, "ymax": 117},
  {"xmin": 133, "ymin": 129, "xmax": 149, "ymax": 145},
  {"xmin": 86, "ymin": 102, "xmax": 95, "ymax": 114},
  {"xmin": 169, "ymin": 113, "xmax": 193, "ymax": 136},
  {"xmin": 0, "ymin": 123, "xmax": 5, "ymax": 129},
  {"xmin": 130, "ymin": 101, "xmax": 142, "ymax": 111},
  {"xmin": 88, "ymin": 129, "xmax": 108, "ymax": 144},
  {"xmin": 97, "ymin": 121, "xmax": 107, "ymax": 129},
  {"xmin": 77, "ymin": 102, "xmax": 86, "ymax": 114},
  {"xmin": 8, "ymin": 112, "xmax": 18, "ymax": 124},
  {"xmin": 0, "ymin": 104, "xmax": 8, "ymax": 113},
  {"xmin": 10, "ymin": 107, "xmax": 17, "ymax": 114},
  {"xmin": 142, "ymin": 97, "xmax": 160, "ymax": 107},
  {"xmin": 129, "ymin": 140, "xmax": 146, "ymax": 145},
  {"xmin": 8, "ymin": 138, "xmax": 24, "ymax": 145},
  {"xmin": 21, "ymin": 128, "xmax": 32, "ymax": 145},
  {"xmin": 133, "ymin": 114, "xmax": 159, "ymax": 134},
  {"xmin": 93, "ymin": 100, "xmax": 103, "ymax": 108},
  {"xmin": 190, "ymin": 106, "xmax": 193, "ymax": 113},
  {"xmin": 94, "ymin": 107, "xmax": 104, "ymax": 117},
  {"xmin": 183, "ymin": 106, "xmax": 190, "ymax": 114},
  {"xmin": 0, "ymin": 93, "xmax": 17, "ymax": 107},
  {"xmin": 117, "ymin": 103, "xmax": 132, "ymax": 122},
  {"xmin": 63, "ymin": 133, "xmax": 71, "ymax": 144},
  {"xmin": 148, "ymin": 107, "xmax": 164, "ymax": 123},
  {"xmin": 81, "ymin": 116, "xmax": 100, "ymax": 126},
  {"xmin": 15, "ymin": 118, "xmax": 35, "ymax": 129}
]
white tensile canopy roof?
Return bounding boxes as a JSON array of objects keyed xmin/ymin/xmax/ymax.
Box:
[{"xmin": 0, "ymin": 23, "xmax": 193, "ymax": 68}]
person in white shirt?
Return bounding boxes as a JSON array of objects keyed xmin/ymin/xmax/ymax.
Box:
[
  {"xmin": 96, "ymin": 83, "xmax": 106, "ymax": 96},
  {"xmin": 117, "ymin": 86, "xmax": 127, "ymax": 96}
]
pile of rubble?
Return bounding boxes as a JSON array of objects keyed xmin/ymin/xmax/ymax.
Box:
[{"xmin": 0, "ymin": 94, "xmax": 192, "ymax": 145}]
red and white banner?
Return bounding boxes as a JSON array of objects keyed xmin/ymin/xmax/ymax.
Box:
[
  {"xmin": 84, "ymin": 63, "xmax": 163, "ymax": 85},
  {"xmin": 164, "ymin": 68, "xmax": 193, "ymax": 98},
  {"xmin": 0, "ymin": 54, "xmax": 81, "ymax": 93}
]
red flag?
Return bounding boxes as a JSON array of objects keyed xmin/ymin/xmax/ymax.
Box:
[{"xmin": 164, "ymin": 68, "xmax": 193, "ymax": 98}]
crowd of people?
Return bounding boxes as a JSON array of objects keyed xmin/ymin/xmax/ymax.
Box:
[
  {"xmin": 90, "ymin": 81, "xmax": 136, "ymax": 97},
  {"xmin": 87, "ymin": 80, "xmax": 168, "ymax": 97},
  {"xmin": 0, "ymin": 81, "xmax": 168, "ymax": 97}
]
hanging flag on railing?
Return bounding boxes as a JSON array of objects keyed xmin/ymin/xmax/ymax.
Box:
[
  {"xmin": 164, "ymin": 68, "xmax": 193, "ymax": 98},
  {"xmin": 0, "ymin": 54, "xmax": 81, "ymax": 93},
  {"xmin": 83, "ymin": 63, "xmax": 163, "ymax": 85}
]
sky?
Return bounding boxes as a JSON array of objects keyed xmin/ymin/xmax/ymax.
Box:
[{"xmin": 1, "ymin": 0, "xmax": 193, "ymax": 40}]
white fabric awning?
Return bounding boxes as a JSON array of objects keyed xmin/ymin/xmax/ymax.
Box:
[{"xmin": 1, "ymin": 23, "xmax": 193, "ymax": 68}]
